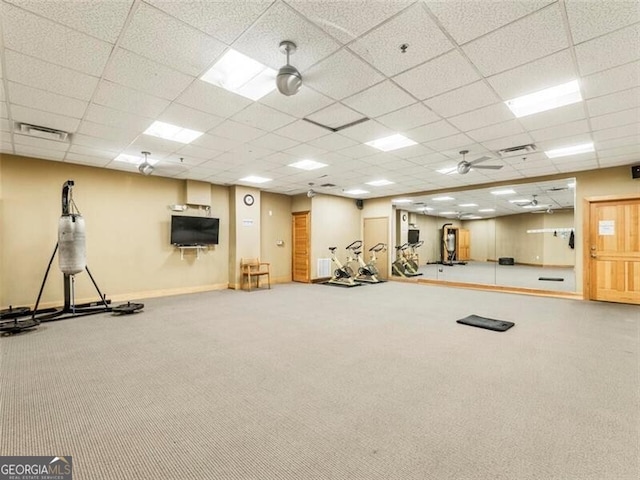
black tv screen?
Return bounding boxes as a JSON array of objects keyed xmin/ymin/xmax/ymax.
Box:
[
  {"xmin": 408, "ymin": 229, "xmax": 420, "ymax": 244},
  {"xmin": 171, "ymin": 215, "xmax": 219, "ymax": 246}
]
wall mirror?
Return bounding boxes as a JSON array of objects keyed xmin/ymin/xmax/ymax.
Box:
[{"xmin": 393, "ymin": 178, "xmax": 576, "ymax": 293}]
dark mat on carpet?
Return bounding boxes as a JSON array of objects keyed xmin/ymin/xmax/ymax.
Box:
[
  {"xmin": 456, "ymin": 314, "xmax": 515, "ymax": 332},
  {"xmin": 320, "ymin": 281, "xmax": 364, "ymax": 288},
  {"xmin": 539, "ymin": 277, "xmax": 564, "ymax": 281}
]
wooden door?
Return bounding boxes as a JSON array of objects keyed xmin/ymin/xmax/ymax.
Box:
[
  {"xmin": 363, "ymin": 217, "xmax": 389, "ymax": 280},
  {"xmin": 587, "ymin": 197, "xmax": 640, "ymax": 304},
  {"xmin": 458, "ymin": 229, "xmax": 471, "ymax": 261},
  {"xmin": 292, "ymin": 211, "xmax": 310, "ymax": 283}
]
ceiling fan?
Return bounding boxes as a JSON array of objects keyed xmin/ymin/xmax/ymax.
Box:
[
  {"xmin": 137, "ymin": 151, "xmax": 188, "ymax": 177},
  {"xmin": 456, "ymin": 150, "xmax": 503, "ymax": 175},
  {"xmin": 531, "ymin": 206, "xmax": 555, "ymax": 214}
]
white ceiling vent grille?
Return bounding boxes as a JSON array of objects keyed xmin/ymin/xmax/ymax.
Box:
[
  {"xmin": 17, "ymin": 122, "xmax": 70, "ymax": 142},
  {"xmin": 497, "ymin": 144, "xmax": 536, "ymax": 158}
]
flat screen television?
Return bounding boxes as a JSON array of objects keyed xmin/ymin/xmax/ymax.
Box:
[
  {"xmin": 170, "ymin": 215, "xmax": 219, "ymax": 246},
  {"xmin": 408, "ymin": 229, "xmax": 420, "ymax": 244}
]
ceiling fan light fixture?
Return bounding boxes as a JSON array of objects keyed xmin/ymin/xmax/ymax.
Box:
[{"xmin": 277, "ymin": 41, "xmax": 302, "ymax": 96}]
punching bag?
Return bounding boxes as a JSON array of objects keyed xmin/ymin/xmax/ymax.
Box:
[
  {"xmin": 446, "ymin": 232, "xmax": 456, "ymax": 253},
  {"xmin": 58, "ymin": 214, "xmax": 86, "ymax": 275}
]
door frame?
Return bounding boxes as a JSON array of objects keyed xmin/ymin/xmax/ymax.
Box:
[
  {"xmin": 292, "ymin": 210, "xmax": 311, "ymax": 283},
  {"xmin": 582, "ymin": 193, "xmax": 640, "ymax": 301}
]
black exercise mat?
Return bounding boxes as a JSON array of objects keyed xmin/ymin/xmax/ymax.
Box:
[
  {"xmin": 320, "ymin": 281, "xmax": 363, "ymax": 288},
  {"xmin": 538, "ymin": 277, "xmax": 564, "ymax": 281},
  {"xmin": 456, "ymin": 314, "xmax": 514, "ymax": 332}
]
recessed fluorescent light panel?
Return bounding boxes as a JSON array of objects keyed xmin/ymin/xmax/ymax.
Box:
[
  {"xmin": 344, "ymin": 189, "xmax": 369, "ymax": 195},
  {"xmin": 114, "ymin": 153, "xmax": 157, "ymax": 165},
  {"xmin": 416, "ymin": 206, "xmax": 434, "ymax": 211},
  {"xmin": 239, "ymin": 175, "xmax": 271, "ymax": 184},
  {"xmin": 458, "ymin": 203, "xmax": 478, "ymax": 207},
  {"xmin": 432, "ymin": 196, "xmax": 454, "ymax": 201},
  {"xmin": 544, "ymin": 142, "xmax": 594, "ymax": 158},
  {"xmin": 201, "ymin": 49, "xmax": 277, "ymax": 101},
  {"xmin": 288, "ymin": 159, "xmax": 328, "ymax": 171},
  {"xmin": 478, "ymin": 208, "xmax": 495, "ymax": 212},
  {"xmin": 436, "ymin": 166, "xmax": 457, "ymax": 175},
  {"xmin": 366, "ymin": 179, "xmax": 394, "ymax": 186},
  {"xmin": 509, "ymin": 199, "xmax": 530, "ymax": 204},
  {"xmin": 365, "ymin": 134, "xmax": 417, "ymax": 152},
  {"xmin": 392, "ymin": 198, "xmax": 413, "ymax": 204},
  {"xmin": 505, "ymin": 80, "xmax": 582, "ymax": 118},
  {"xmin": 439, "ymin": 211, "xmax": 457, "ymax": 215},
  {"xmin": 567, "ymin": 181, "xmax": 576, "ymax": 188},
  {"xmin": 491, "ymin": 189, "xmax": 516, "ymax": 195},
  {"xmin": 144, "ymin": 121, "xmax": 203, "ymax": 144}
]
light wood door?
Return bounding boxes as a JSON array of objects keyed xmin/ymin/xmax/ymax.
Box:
[
  {"xmin": 292, "ymin": 211, "xmax": 310, "ymax": 283},
  {"xmin": 458, "ymin": 229, "xmax": 471, "ymax": 261},
  {"xmin": 588, "ymin": 197, "xmax": 640, "ymax": 304},
  {"xmin": 363, "ymin": 217, "xmax": 389, "ymax": 280}
]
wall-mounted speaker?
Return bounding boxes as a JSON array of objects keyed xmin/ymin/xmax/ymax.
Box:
[
  {"xmin": 355, "ymin": 199, "xmax": 364, "ymax": 210},
  {"xmin": 632, "ymin": 164, "xmax": 640, "ymax": 179}
]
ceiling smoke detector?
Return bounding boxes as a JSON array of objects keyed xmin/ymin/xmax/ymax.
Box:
[{"xmin": 277, "ymin": 41, "xmax": 302, "ymax": 96}]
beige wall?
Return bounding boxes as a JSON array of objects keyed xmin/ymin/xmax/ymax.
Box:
[
  {"xmin": 291, "ymin": 194, "xmax": 311, "ymax": 212},
  {"xmin": 228, "ymin": 186, "xmax": 261, "ymax": 288},
  {"xmin": 362, "ymin": 198, "xmax": 393, "ymax": 272},
  {"xmin": 310, "ymin": 194, "xmax": 361, "ymax": 279},
  {"xmin": 542, "ymin": 210, "xmax": 575, "ymax": 266},
  {"xmin": 1, "ymin": 154, "xmax": 230, "ymax": 308},
  {"xmin": 260, "ymin": 192, "xmax": 292, "ymax": 283}
]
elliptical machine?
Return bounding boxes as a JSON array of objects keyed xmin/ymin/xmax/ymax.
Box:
[
  {"xmin": 353, "ymin": 242, "xmax": 386, "ymax": 283},
  {"xmin": 326, "ymin": 241, "xmax": 362, "ymax": 287}
]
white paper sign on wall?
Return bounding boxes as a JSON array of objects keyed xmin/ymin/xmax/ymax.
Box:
[
  {"xmin": 242, "ymin": 219, "xmax": 254, "ymax": 227},
  {"xmin": 598, "ymin": 220, "xmax": 615, "ymax": 236}
]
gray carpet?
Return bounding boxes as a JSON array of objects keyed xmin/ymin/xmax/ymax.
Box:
[{"xmin": 1, "ymin": 282, "xmax": 638, "ymax": 480}]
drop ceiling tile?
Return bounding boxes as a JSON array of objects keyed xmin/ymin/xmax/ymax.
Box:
[
  {"xmin": 104, "ymin": 48, "xmax": 195, "ymax": 100},
  {"xmin": 467, "ymin": 120, "xmax": 526, "ymax": 143},
  {"xmin": 6, "ymin": 0, "xmax": 132, "ymax": 43},
  {"xmin": 284, "ymin": 143, "xmax": 329, "ymax": 161},
  {"xmin": 376, "ymin": 103, "xmax": 441, "ymax": 132},
  {"xmin": 275, "ymin": 120, "xmax": 330, "ymax": 142},
  {"xmin": 231, "ymin": 103, "xmax": 297, "ymax": 132},
  {"xmin": 77, "ymin": 120, "xmax": 140, "ymax": 143},
  {"xmin": 176, "ymin": 80, "xmax": 252, "ymax": 118},
  {"xmin": 14, "ymin": 144, "xmax": 65, "ymax": 161},
  {"xmin": 530, "ymin": 119, "xmax": 590, "ymax": 143},
  {"xmin": 348, "ymin": 3, "xmax": 454, "ymax": 76},
  {"xmin": 337, "ymin": 143, "xmax": 379, "ymax": 159},
  {"xmin": 595, "ymin": 134, "xmax": 640, "ymax": 151},
  {"xmin": 0, "ymin": 131, "xmax": 11, "ymax": 148},
  {"xmin": 463, "ymin": 5, "xmax": 567, "ymax": 76},
  {"xmin": 232, "ymin": 2, "xmax": 341, "ymax": 71},
  {"xmin": 391, "ymin": 144, "xmax": 434, "ymax": 160},
  {"xmin": 8, "ymin": 82, "xmax": 88, "ymax": 119},
  {"xmin": 589, "ymin": 108, "xmax": 640, "ymax": 131},
  {"xmin": 306, "ymin": 133, "xmax": 359, "ymax": 151},
  {"xmin": 91, "ymin": 81, "xmax": 169, "ymax": 119},
  {"xmin": 120, "ymin": 2, "xmax": 225, "ymax": 77},
  {"xmin": 210, "ymin": 120, "xmax": 266, "ymax": 142},
  {"xmin": 85, "ymin": 104, "xmax": 152, "ymax": 132},
  {"xmin": 518, "ymin": 103, "xmax": 586, "ymax": 131},
  {"xmin": 68, "ymin": 142, "xmax": 121, "ymax": 159},
  {"xmin": 581, "ymin": 61, "xmax": 640, "ymax": 99},
  {"xmin": 4, "ymin": 51, "xmax": 99, "ymax": 101},
  {"xmin": 393, "ymin": 50, "xmax": 480, "ymax": 100},
  {"xmin": 13, "ymin": 134, "xmax": 69, "ymax": 152},
  {"xmin": 155, "ymin": 103, "xmax": 224, "ymax": 134},
  {"xmin": 554, "ymin": 157, "xmax": 599, "ymax": 173},
  {"xmin": 305, "ymin": 103, "xmax": 367, "ymax": 130},
  {"xmin": 249, "ymin": 133, "xmax": 300, "ymax": 151},
  {"xmin": 0, "ymin": 102, "xmax": 7, "ymax": 119},
  {"xmin": 535, "ymin": 133, "xmax": 594, "ymax": 152},
  {"xmin": 575, "ymin": 23, "xmax": 640, "ymax": 76},
  {"xmin": 11, "ymin": 105, "xmax": 80, "ymax": 133},
  {"xmin": 481, "ymin": 133, "xmax": 535, "ymax": 152},
  {"xmin": 592, "ymin": 123, "xmax": 640, "ymax": 142},
  {"xmin": 147, "ymin": 0, "xmax": 272, "ymax": 44},
  {"xmin": 425, "ymin": 0, "xmax": 553, "ymax": 45},
  {"xmin": 424, "ymin": 133, "xmax": 475, "ymax": 153},
  {"xmin": 597, "ymin": 144, "xmax": 640, "ymax": 158},
  {"xmin": 487, "ymin": 49, "xmax": 577, "ymax": 101},
  {"xmin": 343, "ymin": 81, "xmax": 416, "ymax": 118},
  {"xmin": 174, "ymin": 144, "xmax": 223, "ymax": 161},
  {"xmin": 565, "ymin": 0, "xmax": 640, "ymax": 44},
  {"xmin": 406, "ymin": 120, "xmax": 459, "ymax": 143},
  {"xmin": 191, "ymin": 134, "xmax": 242, "ymax": 152},
  {"xmin": 2, "ymin": 3, "xmax": 112, "ymax": 76},
  {"xmin": 598, "ymin": 152, "xmax": 640, "ymax": 167},
  {"xmin": 306, "ymin": 49, "xmax": 385, "ymax": 100},
  {"xmin": 64, "ymin": 152, "xmax": 112, "ymax": 168},
  {"xmin": 448, "ymin": 103, "xmax": 515, "ymax": 132},
  {"xmin": 335, "ymin": 120, "xmax": 393, "ymax": 143},
  {"xmin": 259, "ymin": 86, "xmax": 334, "ymax": 118},
  {"xmin": 287, "ymin": 0, "xmax": 412, "ymax": 44},
  {"xmin": 425, "ymin": 81, "xmax": 500, "ymax": 118},
  {"xmin": 123, "ymin": 138, "xmax": 178, "ymax": 160},
  {"xmin": 587, "ymin": 87, "xmax": 640, "ymax": 117}
]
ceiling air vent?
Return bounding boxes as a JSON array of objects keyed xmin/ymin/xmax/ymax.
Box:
[
  {"xmin": 497, "ymin": 144, "xmax": 536, "ymax": 158},
  {"xmin": 17, "ymin": 122, "xmax": 70, "ymax": 142}
]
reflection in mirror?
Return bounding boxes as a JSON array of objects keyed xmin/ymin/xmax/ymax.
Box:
[{"xmin": 393, "ymin": 178, "xmax": 576, "ymax": 292}]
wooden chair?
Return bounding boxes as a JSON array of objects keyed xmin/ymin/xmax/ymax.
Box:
[{"xmin": 240, "ymin": 258, "xmax": 271, "ymax": 291}]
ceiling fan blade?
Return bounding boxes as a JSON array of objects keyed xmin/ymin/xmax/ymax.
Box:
[
  {"xmin": 472, "ymin": 164, "xmax": 503, "ymax": 170},
  {"xmin": 468, "ymin": 155, "xmax": 493, "ymax": 165}
]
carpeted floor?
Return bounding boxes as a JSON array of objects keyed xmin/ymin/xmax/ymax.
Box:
[{"xmin": 1, "ymin": 282, "xmax": 638, "ymax": 479}]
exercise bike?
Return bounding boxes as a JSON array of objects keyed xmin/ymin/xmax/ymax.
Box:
[
  {"xmin": 353, "ymin": 242, "xmax": 386, "ymax": 283},
  {"xmin": 326, "ymin": 241, "xmax": 362, "ymax": 287},
  {"xmin": 405, "ymin": 240, "xmax": 423, "ymax": 273},
  {"xmin": 392, "ymin": 243, "xmax": 423, "ymax": 278}
]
